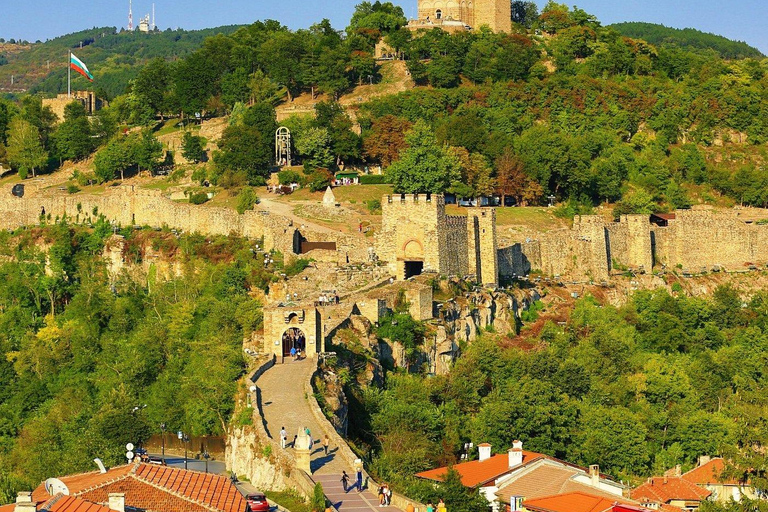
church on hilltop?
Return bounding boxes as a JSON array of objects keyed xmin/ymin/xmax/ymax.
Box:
[{"xmin": 409, "ymin": 0, "xmax": 511, "ymax": 33}]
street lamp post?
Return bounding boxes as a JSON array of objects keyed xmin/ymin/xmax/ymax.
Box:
[
  {"xmin": 160, "ymin": 423, "xmax": 167, "ymax": 464},
  {"xmin": 203, "ymin": 451, "xmax": 210, "ymax": 474},
  {"xmin": 178, "ymin": 431, "xmax": 190, "ymax": 470}
]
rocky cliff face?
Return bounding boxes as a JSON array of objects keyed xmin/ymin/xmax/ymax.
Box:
[{"xmin": 226, "ymin": 425, "xmax": 294, "ymax": 491}]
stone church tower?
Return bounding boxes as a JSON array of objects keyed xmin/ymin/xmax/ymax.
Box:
[{"xmin": 416, "ymin": 0, "xmax": 511, "ymax": 33}]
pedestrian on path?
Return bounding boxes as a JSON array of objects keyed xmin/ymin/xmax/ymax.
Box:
[
  {"xmin": 341, "ymin": 471, "xmax": 350, "ymax": 492},
  {"xmin": 280, "ymin": 426, "xmax": 287, "ymax": 449},
  {"xmin": 323, "ymin": 435, "xmax": 329, "ymax": 455},
  {"xmin": 290, "ymin": 347, "xmax": 297, "ymax": 360},
  {"xmin": 437, "ymin": 498, "xmax": 447, "ymax": 512},
  {"xmin": 384, "ymin": 486, "xmax": 391, "ymax": 506},
  {"xmin": 426, "ymin": 502, "xmax": 435, "ymax": 512},
  {"xmin": 378, "ymin": 485, "xmax": 385, "ymax": 506},
  {"xmin": 356, "ymin": 469, "xmax": 363, "ymax": 492}
]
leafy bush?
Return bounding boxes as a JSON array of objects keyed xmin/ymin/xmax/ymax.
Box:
[
  {"xmin": 554, "ymin": 199, "xmax": 595, "ymax": 220},
  {"xmin": 360, "ymin": 174, "xmax": 390, "ymax": 185},
  {"xmin": 66, "ymin": 184, "xmax": 80, "ymax": 194},
  {"xmin": 284, "ymin": 258, "xmax": 312, "ymax": 277},
  {"xmin": 191, "ymin": 166, "xmax": 208, "ymax": 185},
  {"xmin": 366, "ymin": 199, "xmax": 382, "ymax": 214},
  {"xmin": 307, "ymin": 168, "xmax": 334, "ymax": 192},
  {"xmin": 278, "ymin": 169, "xmax": 303, "ymax": 185},
  {"xmin": 189, "ymin": 191, "xmax": 209, "ymax": 204},
  {"xmin": 311, "ymin": 483, "xmax": 326, "ymax": 512},
  {"xmin": 236, "ymin": 408, "xmax": 253, "ymax": 426},
  {"xmin": 236, "ymin": 187, "xmax": 259, "ymax": 214}
]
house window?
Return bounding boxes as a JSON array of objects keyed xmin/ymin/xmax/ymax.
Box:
[{"xmin": 436, "ymin": 9, "xmax": 442, "ymax": 19}]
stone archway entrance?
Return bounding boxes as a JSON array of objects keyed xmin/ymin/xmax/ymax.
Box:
[
  {"xmin": 400, "ymin": 239, "xmax": 425, "ymax": 279},
  {"xmin": 282, "ymin": 327, "xmax": 306, "ymax": 357}
]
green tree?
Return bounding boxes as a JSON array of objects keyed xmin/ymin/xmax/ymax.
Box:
[
  {"xmin": 132, "ymin": 57, "xmax": 171, "ymax": 120},
  {"xmin": 181, "ymin": 132, "xmax": 206, "ymax": 163},
  {"xmin": 53, "ymin": 102, "xmax": 94, "ymax": 162},
  {"xmin": 511, "ymin": 1, "xmax": 539, "ymax": 27},
  {"xmin": 387, "ymin": 120, "xmax": 461, "ymax": 194},
  {"xmin": 6, "ymin": 118, "xmax": 48, "ymax": 179},
  {"xmin": 94, "ymin": 135, "xmax": 133, "ymax": 182},
  {"xmin": 235, "ymin": 187, "xmax": 259, "ymax": 214},
  {"xmin": 135, "ymin": 130, "xmax": 163, "ymax": 174},
  {"xmin": 214, "ymin": 124, "xmax": 271, "ymax": 184}
]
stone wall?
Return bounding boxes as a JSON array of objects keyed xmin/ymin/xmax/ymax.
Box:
[
  {"xmin": 652, "ymin": 209, "xmax": 768, "ymax": 270},
  {"xmin": 497, "ymin": 209, "xmax": 768, "ymax": 281},
  {"xmin": 0, "ymin": 185, "xmax": 368, "ymax": 264},
  {"xmin": 443, "ymin": 214, "xmax": 468, "ymax": 277},
  {"xmin": 416, "ymin": 0, "xmax": 510, "ymax": 32}
]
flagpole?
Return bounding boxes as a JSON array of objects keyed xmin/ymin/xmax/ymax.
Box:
[{"xmin": 67, "ymin": 51, "xmax": 71, "ymax": 98}]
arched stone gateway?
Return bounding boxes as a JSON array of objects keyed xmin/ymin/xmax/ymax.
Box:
[{"xmin": 281, "ymin": 327, "xmax": 306, "ymax": 357}]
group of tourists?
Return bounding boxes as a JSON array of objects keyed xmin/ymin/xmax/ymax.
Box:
[
  {"xmin": 284, "ymin": 328, "xmax": 306, "ymax": 360},
  {"xmin": 426, "ymin": 499, "xmax": 447, "ymax": 512},
  {"xmin": 377, "ymin": 484, "xmax": 392, "ymax": 507},
  {"xmin": 318, "ymin": 291, "xmax": 339, "ymax": 306},
  {"xmin": 340, "ymin": 469, "xmax": 364, "ymax": 493}
]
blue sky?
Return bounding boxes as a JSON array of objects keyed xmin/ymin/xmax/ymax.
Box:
[{"xmin": 1, "ymin": 1, "xmax": 766, "ymax": 54}]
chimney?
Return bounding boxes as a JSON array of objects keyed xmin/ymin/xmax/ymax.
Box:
[
  {"xmin": 14, "ymin": 492, "xmax": 36, "ymax": 512},
  {"xmin": 699, "ymin": 455, "xmax": 711, "ymax": 467},
  {"xmin": 508, "ymin": 440, "xmax": 523, "ymax": 468},
  {"xmin": 589, "ymin": 465, "xmax": 600, "ymax": 487},
  {"xmin": 108, "ymin": 493, "xmax": 125, "ymax": 512},
  {"xmin": 478, "ymin": 443, "xmax": 492, "ymax": 462}
]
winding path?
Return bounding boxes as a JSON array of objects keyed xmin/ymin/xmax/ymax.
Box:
[{"xmin": 257, "ymin": 358, "xmax": 401, "ymax": 511}]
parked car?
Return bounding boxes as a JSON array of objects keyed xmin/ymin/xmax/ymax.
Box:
[
  {"xmin": 146, "ymin": 456, "xmax": 166, "ymax": 465},
  {"xmin": 245, "ymin": 493, "xmax": 270, "ymax": 512}
]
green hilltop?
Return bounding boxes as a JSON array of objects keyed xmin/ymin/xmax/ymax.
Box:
[
  {"xmin": 0, "ymin": 25, "xmax": 244, "ymax": 99},
  {"xmin": 609, "ymin": 21, "xmax": 764, "ymax": 60}
]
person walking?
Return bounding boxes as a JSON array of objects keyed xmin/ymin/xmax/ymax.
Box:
[
  {"xmin": 356, "ymin": 469, "xmax": 363, "ymax": 492},
  {"xmin": 378, "ymin": 485, "xmax": 385, "ymax": 507},
  {"xmin": 290, "ymin": 346, "xmax": 297, "ymax": 361},
  {"xmin": 437, "ymin": 498, "xmax": 447, "ymax": 512},
  {"xmin": 426, "ymin": 501, "xmax": 435, "ymax": 512},
  {"xmin": 323, "ymin": 435, "xmax": 329, "ymax": 455},
  {"xmin": 280, "ymin": 426, "xmax": 287, "ymax": 449},
  {"xmin": 341, "ymin": 471, "xmax": 350, "ymax": 492}
]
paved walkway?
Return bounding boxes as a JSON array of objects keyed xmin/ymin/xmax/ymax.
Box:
[
  {"xmin": 257, "ymin": 358, "xmax": 404, "ymax": 511},
  {"xmin": 257, "ymin": 357, "xmax": 346, "ymax": 475}
]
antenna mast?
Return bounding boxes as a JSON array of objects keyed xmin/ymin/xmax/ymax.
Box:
[
  {"xmin": 152, "ymin": 3, "xmax": 155, "ymax": 31},
  {"xmin": 128, "ymin": 0, "xmax": 133, "ymax": 31}
]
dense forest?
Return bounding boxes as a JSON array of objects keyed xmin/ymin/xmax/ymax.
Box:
[
  {"xmin": 610, "ymin": 22, "xmax": 763, "ymax": 60},
  {"xmin": 0, "ymin": 222, "xmax": 283, "ymax": 502}
]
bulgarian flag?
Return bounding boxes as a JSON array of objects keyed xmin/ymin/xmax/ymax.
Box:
[{"xmin": 70, "ymin": 53, "xmax": 93, "ymax": 81}]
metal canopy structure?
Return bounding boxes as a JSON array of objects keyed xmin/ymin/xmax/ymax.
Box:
[{"xmin": 275, "ymin": 127, "xmax": 292, "ymax": 167}]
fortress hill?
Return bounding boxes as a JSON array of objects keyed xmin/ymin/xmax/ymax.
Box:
[{"xmin": 3, "ymin": 185, "xmax": 768, "ymax": 360}]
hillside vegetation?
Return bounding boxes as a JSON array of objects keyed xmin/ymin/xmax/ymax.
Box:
[
  {"xmin": 610, "ymin": 22, "xmax": 763, "ymax": 60},
  {"xmin": 0, "ymin": 25, "xmax": 244, "ymax": 98}
]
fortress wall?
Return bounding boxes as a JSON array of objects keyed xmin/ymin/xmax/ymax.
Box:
[
  {"xmin": 379, "ymin": 194, "xmax": 444, "ymax": 277},
  {"xmin": 469, "ymin": 208, "xmax": 499, "ymax": 285},
  {"xmin": 0, "ymin": 186, "xmax": 301, "ymax": 254},
  {"xmin": 443, "ymin": 215, "xmax": 469, "ymax": 277},
  {"xmin": 653, "ymin": 210, "xmax": 768, "ymax": 270},
  {"xmin": 498, "ymin": 243, "xmax": 537, "ymax": 277},
  {"xmin": 606, "ymin": 215, "xmax": 653, "ymax": 270}
]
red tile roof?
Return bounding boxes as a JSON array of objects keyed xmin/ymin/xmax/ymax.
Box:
[
  {"xmin": 682, "ymin": 458, "xmax": 742, "ymax": 486},
  {"xmin": 495, "ymin": 462, "xmax": 623, "ymax": 504},
  {"xmin": 522, "ymin": 491, "xmax": 638, "ymax": 512},
  {"xmin": 0, "ymin": 504, "xmax": 15, "ymax": 512},
  {"xmin": 40, "ymin": 495, "xmax": 112, "ymax": 512},
  {"xmin": 415, "ymin": 451, "xmax": 546, "ymax": 488},
  {"xmin": 631, "ymin": 477, "xmax": 711, "ymax": 504},
  {"xmin": 30, "ymin": 463, "xmax": 245, "ymax": 512}
]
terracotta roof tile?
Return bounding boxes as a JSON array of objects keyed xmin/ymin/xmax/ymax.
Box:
[
  {"xmin": 31, "ymin": 465, "xmax": 136, "ymax": 503},
  {"xmin": 415, "ymin": 451, "xmax": 546, "ymax": 487},
  {"xmin": 682, "ymin": 458, "xmax": 743, "ymax": 486},
  {"xmin": 0, "ymin": 504, "xmax": 16, "ymax": 512},
  {"xmin": 40, "ymin": 495, "xmax": 112, "ymax": 512},
  {"xmin": 30, "ymin": 463, "xmax": 245, "ymax": 512},
  {"xmin": 631, "ymin": 477, "xmax": 711, "ymax": 504},
  {"xmin": 522, "ymin": 491, "xmax": 637, "ymax": 512}
]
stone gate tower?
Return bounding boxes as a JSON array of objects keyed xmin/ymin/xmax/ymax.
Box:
[{"xmin": 416, "ymin": 0, "xmax": 511, "ymax": 33}]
